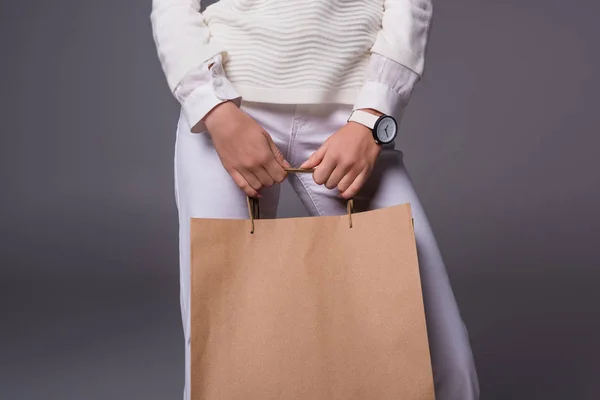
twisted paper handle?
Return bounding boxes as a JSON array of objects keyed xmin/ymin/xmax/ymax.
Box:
[{"xmin": 247, "ymin": 168, "xmax": 354, "ymax": 233}]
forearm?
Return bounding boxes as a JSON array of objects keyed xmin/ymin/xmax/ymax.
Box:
[
  {"xmin": 151, "ymin": 1, "xmax": 241, "ymax": 132},
  {"xmin": 370, "ymin": 0, "xmax": 433, "ymax": 77},
  {"xmin": 150, "ymin": 0, "xmax": 225, "ymax": 92},
  {"xmin": 353, "ymin": 0, "xmax": 433, "ymax": 121},
  {"xmin": 353, "ymin": 53, "xmax": 420, "ymax": 122}
]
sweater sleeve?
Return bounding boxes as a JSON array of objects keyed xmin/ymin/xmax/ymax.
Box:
[
  {"xmin": 353, "ymin": 53, "xmax": 419, "ymax": 122},
  {"xmin": 370, "ymin": 0, "xmax": 433, "ymax": 77},
  {"xmin": 150, "ymin": 0, "xmax": 226, "ymax": 92}
]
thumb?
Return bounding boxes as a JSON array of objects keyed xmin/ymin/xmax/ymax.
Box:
[
  {"xmin": 300, "ymin": 142, "xmax": 328, "ymax": 169},
  {"xmin": 266, "ymin": 134, "xmax": 291, "ymax": 168}
]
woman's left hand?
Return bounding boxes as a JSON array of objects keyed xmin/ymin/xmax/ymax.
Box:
[{"xmin": 300, "ymin": 110, "xmax": 382, "ymax": 199}]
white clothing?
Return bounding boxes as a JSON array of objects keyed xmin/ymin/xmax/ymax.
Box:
[
  {"xmin": 174, "ymin": 52, "xmax": 419, "ymax": 133},
  {"xmin": 151, "ymin": 0, "xmax": 432, "ymax": 103},
  {"xmin": 174, "ymin": 101, "xmax": 480, "ymax": 400}
]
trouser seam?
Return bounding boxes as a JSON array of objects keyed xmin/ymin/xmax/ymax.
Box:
[
  {"xmin": 296, "ymin": 174, "xmax": 325, "ymax": 216},
  {"xmin": 287, "ymin": 104, "xmax": 299, "ymax": 164},
  {"xmin": 287, "ymin": 105, "xmax": 324, "ymax": 216}
]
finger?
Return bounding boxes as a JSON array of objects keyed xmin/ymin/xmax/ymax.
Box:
[
  {"xmin": 251, "ymin": 165, "xmax": 275, "ymax": 188},
  {"xmin": 300, "ymin": 142, "xmax": 329, "ymax": 169},
  {"xmin": 264, "ymin": 157, "xmax": 288, "ymax": 183},
  {"xmin": 339, "ymin": 169, "xmax": 369, "ymax": 199},
  {"xmin": 313, "ymin": 155, "xmax": 336, "ymax": 186},
  {"xmin": 240, "ymin": 169, "xmax": 263, "ymax": 192},
  {"xmin": 337, "ymin": 167, "xmax": 361, "ymax": 193},
  {"xmin": 230, "ymin": 169, "xmax": 261, "ymax": 198},
  {"xmin": 325, "ymin": 164, "xmax": 351, "ymax": 190},
  {"xmin": 265, "ymin": 132, "xmax": 291, "ymax": 168},
  {"xmin": 263, "ymin": 135, "xmax": 288, "ymax": 182}
]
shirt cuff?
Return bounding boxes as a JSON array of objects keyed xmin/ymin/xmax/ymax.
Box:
[
  {"xmin": 353, "ymin": 53, "xmax": 420, "ymax": 124},
  {"xmin": 174, "ymin": 54, "xmax": 242, "ymax": 133}
]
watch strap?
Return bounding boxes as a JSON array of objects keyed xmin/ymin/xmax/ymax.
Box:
[{"xmin": 347, "ymin": 109, "xmax": 380, "ymax": 130}]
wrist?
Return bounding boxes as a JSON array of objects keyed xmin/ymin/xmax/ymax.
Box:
[
  {"xmin": 203, "ymin": 101, "xmax": 238, "ymax": 131},
  {"xmin": 348, "ymin": 109, "xmax": 398, "ymax": 145}
]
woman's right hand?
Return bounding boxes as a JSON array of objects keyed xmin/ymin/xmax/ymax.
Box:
[{"xmin": 203, "ymin": 101, "xmax": 290, "ymax": 198}]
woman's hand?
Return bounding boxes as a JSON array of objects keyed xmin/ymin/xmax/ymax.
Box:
[
  {"xmin": 204, "ymin": 101, "xmax": 290, "ymax": 198},
  {"xmin": 300, "ymin": 109, "xmax": 382, "ymax": 199}
]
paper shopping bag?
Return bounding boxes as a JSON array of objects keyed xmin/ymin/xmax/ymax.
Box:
[{"xmin": 190, "ymin": 186, "xmax": 435, "ymax": 399}]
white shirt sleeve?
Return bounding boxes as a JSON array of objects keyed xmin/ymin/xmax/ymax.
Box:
[
  {"xmin": 370, "ymin": 0, "xmax": 433, "ymax": 77},
  {"xmin": 353, "ymin": 53, "xmax": 420, "ymax": 123},
  {"xmin": 174, "ymin": 53, "xmax": 242, "ymax": 133}
]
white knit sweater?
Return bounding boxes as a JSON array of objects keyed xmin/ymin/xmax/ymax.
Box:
[{"xmin": 151, "ymin": 0, "xmax": 432, "ymax": 129}]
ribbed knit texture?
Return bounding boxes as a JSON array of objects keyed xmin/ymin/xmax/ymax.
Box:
[
  {"xmin": 152, "ymin": 0, "xmax": 432, "ymax": 106},
  {"xmin": 202, "ymin": 0, "xmax": 384, "ymax": 104}
]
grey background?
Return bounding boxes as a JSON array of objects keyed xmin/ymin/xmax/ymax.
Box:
[{"xmin": 1, "ymin": 0, "xmax": 598, "ymax": 398}]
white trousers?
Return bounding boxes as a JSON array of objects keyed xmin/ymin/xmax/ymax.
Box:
[{"xmin": 174, "ymin": 101, "xmax": 480, "ymax": 400}]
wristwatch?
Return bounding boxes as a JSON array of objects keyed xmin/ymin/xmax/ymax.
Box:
[{"xmin": 347, "ymin": 109, "xmax": 398, "ymax": 145}]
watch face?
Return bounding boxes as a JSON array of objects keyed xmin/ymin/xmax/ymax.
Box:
[{"xmin": 375, "ymin": 116, "xmax": 397, "ymax": 144}]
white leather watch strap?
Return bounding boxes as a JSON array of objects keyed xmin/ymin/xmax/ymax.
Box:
[{"xmin": 347, "ymin": 109, "xmax": 380, "ymax": 129}]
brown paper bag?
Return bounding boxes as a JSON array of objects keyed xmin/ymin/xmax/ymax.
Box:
[{"xmin": 190, "ymin": 179, "xmax": 434, "ymax": 399}]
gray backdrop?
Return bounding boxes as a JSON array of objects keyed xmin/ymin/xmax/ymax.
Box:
[{"xmin": 1, "ymin": 0, "xmax": 599, "ymax": 399}]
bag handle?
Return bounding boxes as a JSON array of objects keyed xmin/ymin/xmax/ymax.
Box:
[{"xmin": 247, "ymin": 168, "xmax": 354, "ymax": 234}]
